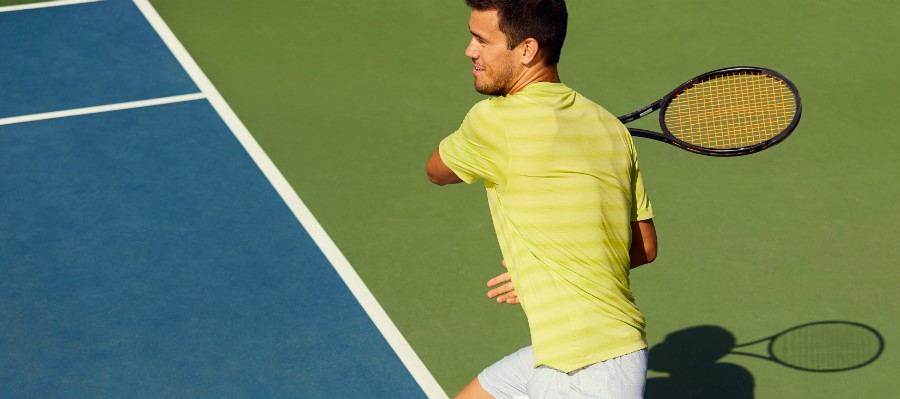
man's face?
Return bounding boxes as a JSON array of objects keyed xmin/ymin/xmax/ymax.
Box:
[{"xmin": 465, "ymin": 9, "xmax": 519, "ymax": 96}]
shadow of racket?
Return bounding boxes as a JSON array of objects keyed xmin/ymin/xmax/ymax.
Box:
[{"xmin": 731, "ymin": 321, "xmax": 884, "ymax": 372}]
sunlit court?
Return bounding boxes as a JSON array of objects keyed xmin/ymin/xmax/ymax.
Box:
[{"xmin": 2, "ymin": 0, "xmax": 897, "ymax": 397}]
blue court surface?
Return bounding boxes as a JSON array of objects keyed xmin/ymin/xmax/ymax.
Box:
[{"xmin": 0, "ymin": 1, "xmax": 442, "ymax": 397}]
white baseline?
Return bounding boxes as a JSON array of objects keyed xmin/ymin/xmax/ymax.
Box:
[
  {"xmin": 0, "ymin": 93, "xmax": 206, "ymax": 126},
  {"xmin": 0, "ymin": 0, "xmax": 102, "ymax": 13}
]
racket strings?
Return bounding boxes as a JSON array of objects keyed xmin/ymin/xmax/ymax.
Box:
[
  {"xmin": 771, "ymin": 324, "xmax": 882, "ymax": 371},
  {"xmin": 665, "ymin": 72, "xmax": 797, "ymax": 149}
]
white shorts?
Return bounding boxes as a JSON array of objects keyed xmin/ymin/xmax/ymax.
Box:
[{"xmin": 477, "ymin": 346, "xmax": 648, "ymax": 399}]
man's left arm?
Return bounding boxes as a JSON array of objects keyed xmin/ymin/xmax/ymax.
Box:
[
  {"xmin": 427, "ymin": 100, "xmax": 506, "ymax": 187},
  {"xmin": 426, "ymin": 148, "xmax": 463, "ymax": 186}
]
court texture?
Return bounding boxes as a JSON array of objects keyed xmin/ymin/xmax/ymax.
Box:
[{"xmin": 0, "ymin": 0, "xmax": 897, "ymax": 398}]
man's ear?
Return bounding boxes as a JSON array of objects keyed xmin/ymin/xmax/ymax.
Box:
[{"xmin": 520, "ymin": 38, "xmax": 540, "ymax": 65}]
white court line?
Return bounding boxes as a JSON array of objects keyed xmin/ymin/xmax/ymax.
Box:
[
  {"xmin": 0, "ymin": 93, "xmax": 206, "ymax": 126},
  {"xmin": 0, "ymin": 0, "xmax": 102, "ymax": 13},
  {"xmin": 132, "ymin": 1, "xmax": 449, "ymax": 398}
]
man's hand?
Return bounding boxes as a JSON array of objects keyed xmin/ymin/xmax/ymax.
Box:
[{"xmin": 486, "ymin": 260, "xmax": 519, "ymax": 304}]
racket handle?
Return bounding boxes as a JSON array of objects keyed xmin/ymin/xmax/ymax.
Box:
[
  {"xmin": 617, "ymin": 101, "xmax": 662, "ymax": 123},
  {"xmin": 627, "ymin": 128, "xmax": 669, "ymax": 143}
]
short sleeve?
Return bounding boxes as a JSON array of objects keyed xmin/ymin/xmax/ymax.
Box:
[
  {"xmin": 438, "ymin": 100, "xmax": 507, "ymax": 185},
  {"xmin": 630, "ymin": 144, "xmax": 654, "ymax": 221}
]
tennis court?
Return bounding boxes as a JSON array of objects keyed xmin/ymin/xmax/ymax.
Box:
[{"xmin": 2, "ymin": 0, "xmax": 898, "ymax": 397}]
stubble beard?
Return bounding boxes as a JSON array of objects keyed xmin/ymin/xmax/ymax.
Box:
[{"xmin": 474, "ymin": 59, "xmax": 516, "ymax": 96}]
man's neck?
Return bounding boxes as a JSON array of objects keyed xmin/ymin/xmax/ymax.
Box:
[{"xmin": 506, "ymin": 65, "xmax": 561, "ymax": 96}]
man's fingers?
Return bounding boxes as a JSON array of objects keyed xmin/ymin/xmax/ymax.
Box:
[
  {"xmin": 487, "ymin": 272, "xmax": 511, "ymax": 287},
  {"xmin": 496, "ymin": 291, "xmax": 519, "ymax": 304},
  {"xmin": 487, "ymin": 263, "xmax": 518, "ymax": 304},
  {"xmin": 487, "ymin": 282, "xmax": 515, "ymax": 298}
]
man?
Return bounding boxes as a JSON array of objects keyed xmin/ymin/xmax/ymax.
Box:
[{"xmin": 426, "ymin": 1, "xmax": 658, "ymax": 398}]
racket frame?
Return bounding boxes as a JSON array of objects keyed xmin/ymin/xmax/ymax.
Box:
[
  {"xmin": 731, "ymin": 321, "xmax": 884, "ymax": 372},
  {"xmin": 619, "ymin": 66, "xmax": 803, "ymax": 157}
]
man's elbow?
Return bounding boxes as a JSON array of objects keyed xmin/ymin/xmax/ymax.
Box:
[
  {"xmin": 425, "ymin": 163, "xmax": 463, "ymax": 186},
  {"xmin": 641, "ymin": 238, "xmax": 659, "ymax": 264},
  {"xmin": 630, "ymin": 219, "xmax": 658, "ymax": 268},
  {"xmin": 630, "ymin": 242, "xmax": 658, "ymax": 268},
  {"xmin": 644, "ymin": 246, "xmax": 658, "ymax": 264},
  {"xmin": 426, "ymin": 149, "xmax": 462, "ymax": 186},
  {"xmin": 427, "ymin": 169, "xmax": 449, "ymax": 186}
]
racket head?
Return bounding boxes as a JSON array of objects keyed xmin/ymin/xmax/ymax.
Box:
[
  {"xmin": 657, "ymin": 67, "xmax": 802, "ymax": 156},
  {"xmin": 765, "ymin": 321, "xmax": 884, "ymax": 372}
]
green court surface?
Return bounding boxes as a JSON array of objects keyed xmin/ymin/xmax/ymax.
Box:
[{"xmin": 13, "ymin": 0, "xmax": 900, "ymax": 397}]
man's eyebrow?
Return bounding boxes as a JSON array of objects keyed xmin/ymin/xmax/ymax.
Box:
[{"xmin": 469, "ymin": 29, "xmax": 487, "ymax": 42}]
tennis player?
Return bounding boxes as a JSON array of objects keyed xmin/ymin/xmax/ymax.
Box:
[{"xmin": 426, "ymin": 0, "xmax": 658, "ymax": 398}]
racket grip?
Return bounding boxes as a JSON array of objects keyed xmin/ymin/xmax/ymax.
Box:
[{"xmin": 617, "ymin": 102, "xmax": 661, "ymax": 123}]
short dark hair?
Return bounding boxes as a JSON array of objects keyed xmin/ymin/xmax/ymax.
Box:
[{"xmin": 466, "ymin": 0, "xmax": 568, "ymax": 65}]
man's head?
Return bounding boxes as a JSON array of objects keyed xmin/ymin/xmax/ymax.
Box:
[{"xmin": 464, "ymin": 0, "xmax": 568, "ymax": 96}]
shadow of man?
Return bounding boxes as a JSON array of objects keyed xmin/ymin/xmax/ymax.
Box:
[{"xmin": 646, "ymin": 326, "xmax": 754, "ymax": 399}]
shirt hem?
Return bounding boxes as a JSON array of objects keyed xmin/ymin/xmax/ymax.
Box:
[{"xmin": 537, "ymin": 339, "xmax": 648, "ymax": 373}]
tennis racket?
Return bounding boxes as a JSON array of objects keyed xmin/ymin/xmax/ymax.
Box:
[
  {"xmin": 730, "ymin": 321, "xmax": 884, "ymax": 372},
  {"xmin": 618, "ymin": 66, "xmax": 802, "ymax": 156}
]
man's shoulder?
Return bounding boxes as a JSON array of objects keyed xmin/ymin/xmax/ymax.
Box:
[
  {"xmin": 471, "ymin": 96, "xmax": 497, "ymax": 109},
  {"xmin": 571, "ymin": 91, "xmax": 619, "ymax": 120},
  {"xmin": 464, "ymin": 97, "xmax": 502, "ymax": 120}
]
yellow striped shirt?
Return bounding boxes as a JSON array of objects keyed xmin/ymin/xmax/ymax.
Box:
[{"xmin": 439, "ymin": 82, "xmax": 653, "ymax": 372}]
